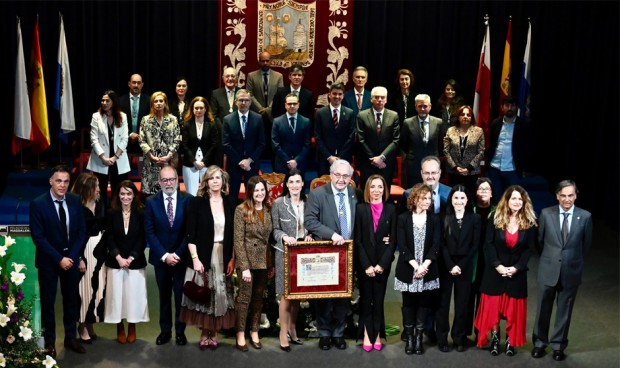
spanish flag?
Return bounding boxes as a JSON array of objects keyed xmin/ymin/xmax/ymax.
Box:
[
  {"xmin": 499, "ymin": 18, "xmax": 512, "ymax": 109},
  {"xmin": 30, "ymin": 19, "xmax": 50, "ymax": 153}
]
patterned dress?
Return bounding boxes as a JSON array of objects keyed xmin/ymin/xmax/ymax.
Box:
[
  {"xmin": 394, "ymin": 220, "xmax": 440, "ymax": 292},
  {"xmin": 139, "ymin": 114, "xmax": 180, "ymax": 194}
]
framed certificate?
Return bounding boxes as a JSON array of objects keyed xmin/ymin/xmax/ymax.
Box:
[{"xmin": 283, "ymin": 240, "xmax": 353, "ymax": 300}]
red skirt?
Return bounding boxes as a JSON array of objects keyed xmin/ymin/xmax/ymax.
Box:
[{"xmin": 474, "ymin": 292, "xmax": 527, "ymax": 347}]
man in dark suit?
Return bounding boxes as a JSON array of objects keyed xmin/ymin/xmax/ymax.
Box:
[
  {"xmin": 356, "ymin": 86, "xmax": 400, "ymax": 188},
  {"xmin": 304, "ymin": 160, "xmax": 358, "ymax": 350},
  {"xmin": 144, "ymin": 165, "xmax": 192, "ymax": 346},
  {"xmin": 211, "ymin": 67, "xmax": 240, "ymax": 167},
  {"xmin": 30, "ymin": 165, "xmax": 86, "ymax": 357},
  {"xmin": 532, "ymin": 180, "xmax": 592, "ymax": 361},
  {"xmin": 315, "ymin": 83, "xmax": 357, "ymax": 176},
  {"xmin": 271, "ymin": 64, "xmax": 315, "ymax": 127},
  {"xmin": 271, "ymin": 93, "xmax": 311, "ymax": 174},
  {"xmin": 119, "ymin": 73, "xmax": 150, "ymax": 154},
  {"xmin": 222, "ymin": 89, "xmax": 266, "ymax": 201},
  {"xmin": 400, "ymin": 94, "xmax": 445, "ymax": 187},
  {"xmin": 486, "ymin": 95, "xmax": 535, "ymax": 201},
  {"xmin": 401, "ymin": 155, "xmax": 451, "ymax": 215},
  {"xmin": 343, "ymin": 66, "xmax": 372, "ymax": 114}
]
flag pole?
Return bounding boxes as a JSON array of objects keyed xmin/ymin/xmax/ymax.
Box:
[{"xmin": 57, "ymin": 12, "xmax": 66, "ymax": 165}]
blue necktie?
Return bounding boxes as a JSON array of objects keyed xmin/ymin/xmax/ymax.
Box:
[
  {"xmin": 241, "ymin": 115, "xmax": 247, "ymax": 138},
  {"xmin": 289, "ymin": 117, "xmax": 296, "ymax": 132},
  {"xmin": 131, "ymin": 96, "xmax": 138, "ymax": 132},
  {"xmin": 337, "ymin": 192, "xmax": 349, "ymax": 239}
]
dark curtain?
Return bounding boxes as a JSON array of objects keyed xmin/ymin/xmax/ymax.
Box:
[{"xmin": 1, "ymin": 0, "xmax": 618, "ymax": 228}]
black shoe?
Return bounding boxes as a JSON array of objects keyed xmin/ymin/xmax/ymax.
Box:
[
  {"xmin": 288, "ymin": 333, "xmax": 304, "ymax": 345},
  {"xmin": 425, "ymin": 329, "xmax": 437, "ymax": 344},
  {"xmin": 414, "ymin": 329, "xmax": 424, "ymax": 355},
  {"xmin": 319, "ymin": 337, "xmax": 331, "ymax": 350},
  {"xmin": 490, "ymin": 332, "xmax": 500, "ymax": 356},
  {"xmin": 176, "ymin": 333, "xmax": 187, "ymax": 345},
  {"xmin": 235, "ymin": 343, "xmax": 249, "ymax": 352},
  {"xmin": 250, "ymin": 339, "xmax": 262, "ymax": 349},
  {"xmin": 401, "ymin": 330, "xmax": 407, "ymax": 342},
  {"xmin": 79, "ymin": 337, "xmax": 93, "ymax": 345},
  {"xmin": 456, "ymin": 345, "xmax": 465, "ymax": 352},
  {"xmin": 64, "ymin": 338, "xmax": 86, "ymax": 354},
  {"xmin": 531, "ymin": 347, "xmax": 546, "ymax": 358},
  {"xmin": 438, "ymin": 344, "xmax": 450, "ymax": 352},
  {"xmin": 156, "ymin": 332, "xmax": 172, "ymax": 345},
  {"xmin": 280, "ymin": 345, "xmax": 291, "ymax": 352},
  {"xmin": 505, "ymin": 339, "xmax": 515, "ymax": 356},
  {"xmin": 45, "ymin": 342, "xmax": 57, "ymax": 359},
  {"xmin": 553, "ymin": 350, "xmax": 566, "ymax": 361},
  {"xmin": 332, "ymin": 337, "xmax": 347, "ymax": 350}
]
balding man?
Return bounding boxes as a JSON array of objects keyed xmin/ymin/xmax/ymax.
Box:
[
  {"xmin": 210, "ymin": 67, "xmax": 240, "ymax": 166},
  {"xmin": 119, "ymin": 73, "xmax": 150, "ymax": 154}
]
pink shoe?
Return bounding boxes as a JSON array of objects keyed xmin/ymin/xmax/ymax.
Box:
[
  {"xmin": 363, "ymin": 344, "xmax": 373, "ymax": 352},
  {"xmin": 373, "ymin": 343, "xmax": 383, "ymax": 351},
  {"xmin": 209, "ymin": 338, "xmax": 219, "ymax": 351}
]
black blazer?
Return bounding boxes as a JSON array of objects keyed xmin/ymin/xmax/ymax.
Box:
[
  {"xmin": 394, "ymin": 210, "xmax": 440, "ymax": 283},
  {"xmin": 486, "ymin": 116, "xmax": 535, "ymax": 175},
  {"xmin": 314, "ymin": 105, "xmax": 357, "ymax": 163},
  {"xmin": 105, "ymin": 208, "xmax": 147, "ymax": 269},
  {"xmin": 222, "ymin": 110, "xmax": 266, "ymax": 166},
  {"xmin": 185, "ymin": 195, "xmax": 235, "ymax": 269},
  {"xmin": 390, "ymin": 89, "xmax": 417, "ymax": 123},
  {"xmin": 480, "ymin": 218, "xmax": 536, "ymax": 298},
  {"xmin": 181, "ymin": 118, "xmax": 220, "ymax": 167},
  {"xmin": 354, "ymin": 202, "xmax": 397, "ymax": 272},
  {"xmin": 440, "ymin": 212, "xmax": 481, "ymax": 271},
  {"xmin": 169, "ymin": 96, "xmax": 192, "ymax": 124},
  {"xmin": 271, "ymin": 86, "xmax": 315, "ymax": 123}
]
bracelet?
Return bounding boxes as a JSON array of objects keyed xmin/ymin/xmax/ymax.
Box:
[{"xmin": 191, "ymin": 254, "xmax": 198, "ymax": 259}]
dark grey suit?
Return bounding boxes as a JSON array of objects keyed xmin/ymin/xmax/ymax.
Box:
[
  {"xmin": 533, "ymin": 205, "xmax": 593, "ymax": 352},
  {"xmin": 314, "ymin": 105, "xmax": 357, "ymax": 176},
  {"xmin": 400, "ymin": 115, "xmax": 445, "ymax": 187},
  {"xmin": 357, "ymin": 108, "xmax": 400, "ymax": 187}
]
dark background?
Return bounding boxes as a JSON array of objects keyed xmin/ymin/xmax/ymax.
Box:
[{"xmin": 1, "ymin": 1, "xmax": 618, "ymax": 229}]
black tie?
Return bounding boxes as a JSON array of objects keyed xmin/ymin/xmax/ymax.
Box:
[
  {"xmin": 376, "ymin": 112, "xmax": 382, "ymax": 136},
  {"xmin": 263, "ymin": 72, "xmax": 269, "ymax": 103},
  {"xmin": 289, "ymin": 117, "xmax": 296, "ymax": 132},
  {"xmin": 562, "ymin": 212, "xmax": 569, "ymax": 243},
  {"xmin": 55, "ymin": 200, "xmax": 68, "ymax": 240}
]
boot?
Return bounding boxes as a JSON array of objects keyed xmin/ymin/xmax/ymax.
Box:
[
  {"xmin": 117, "ymin": 322, "xmax": 127, "ymax": 344},
  {"xmin": 505, "ymin": 336, "xmax": 514, "ymax": 356},
  {"xmin": 127, "ymin": 323, "xmax": 136, "ymax": 343},
  {"xmin": 490, "ymin": 330, "xmax": 500, "ymax": 356},
  {"xmin": 414, "ymin": 329, "xmax": 424, "ymax": 355},
  {"xmin": 404, "ymin": 326, "xmax": 415, "ymax": 355}
]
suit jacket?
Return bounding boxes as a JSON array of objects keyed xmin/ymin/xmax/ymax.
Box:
[
  {"xmin": 169, "ymin": 96, "xmax": 191, "ymax": 124},
  {"xmin": 30, "ymin": 192, "xmax": 86, "ymax": 269},
  {"xmin": 271, "ymin": 113, "xmax": 311, "ymax": 172},
  {"xmin": 247, "ymin": 68, "xmax": 284, "ymax": 114},
  {"xmin": 440, "ymin": 212, "xmax": 481, "ymax": 270},
  {"xmin": 481, "ymin": 220, "xmax": 536, "ymax": 298},
  {"xmin": 271, "ymin": 86, "xmax": 315, "ymax": 123},
  {"xmin": 343, "ymin": 88, "xmax": 372, "ymax": 114},
  {"xmin": 357, "ymin": 108, "xmax": 400, "ymax": 161},
  {"xmin": 222, "ymin": 110, "xmax": 265, "ymax": 166},
  {"xmin": 86, "ymin": 112, "xmax": 131, "ymax": 175},
  {"xmin": 394, "ymin": 210, "xmax": 440, "ymax": 283},
  {"xmin": 314, "ymin": 105, "xmax": 356, "ymax": 163},
  {"xmin": 401, "ymin": 115, "xmax": 445, "ymax": 163},
  {"xmin": 271, "ymin": 196, "xmax": 308, "ymax": 252},
  {"xmin": 399, "ymin": 182, "xmax": 452, "ymax": 218},
  {"xmin": 304, "ymin": 184, "xmax": 358, "ymax": 241},
  {"xmin": 443, "ymin": 125, "xmax": 485, "ymax": 175},
  {"xmin": 119, "ymin": 93, "xmax": 150, "ymax": 134},
  {"xmin": 233, "ymin": 205, "xmax": 273, "ymax": 270},
  {"xmin": 537, "ymin": 206, "xmax": 592, "ymax": 289},
  {"xmin": 145, "ymin": 190, "xmax": 192, "ymax": 265},
  {"xmin": 486, "ymin": 116, "xmax": 534, "ymax": 175},
  {"xmin": 211, "ymin": 87, "xmax": 238, "ymax": 121},
  {"xmin": 105, "ymin": 208, "xmax": 147, "ymax": 269},
  {"xmin": 354, "ymin": 202, "xmax": 397, "ymax": 272},
  {"xmin": 186, "ymin": 195, "xmax": 235, "ymax": 269},
  {"xmin": 181, "ymin": 118, "xmax": 220, "ymax": 167}
]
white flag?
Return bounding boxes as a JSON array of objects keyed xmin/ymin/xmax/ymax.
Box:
[
  {"xmin": 12, "ymin": 18, "xmax": 31, "ymax": 155},
  {"xmin": 55, "ymin": 14, "xmax": 75, "ymax": 138}
]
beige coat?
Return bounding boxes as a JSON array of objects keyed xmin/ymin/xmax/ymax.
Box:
[{"xmin": 443, "ymin": 125, "xmax": 485, "ymax": 175}]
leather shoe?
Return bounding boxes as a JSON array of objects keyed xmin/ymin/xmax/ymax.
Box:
[
  {"xmin": 332, "ymin": 337, "xmax": 347, "ymax": 350},
  {"xmin": 235, "ymin": 343, "xmax": 249, "ymax": 352},
  {"xmin": 531, "ymin": 347, "xmax": 546, "ymax": 358},
  {"xmin": 553, "ymin": 350, "xmax": 566, "ymax": 361},
  {"xmin": 156, "ymin": 332, "xmax": 172, "ymax": 345},
  {"xmin": 64, "ymin": 338, "xmax": 86, "ymax": 354},
  {"xmin": 318, "ymin": 336, "xmax": 331, "ymax": 350},
  {"xmin": 438, "ymin": 344, "xmax": 449, "ymax": 352},
  {"xmin": 288, "ymin": 333, "xmax": 303, "ymax": 345},
  {"xmin": 425, "ymin": 329, "xmax": 438, "ymax": 344},
  {"xmin": 79, "ymin": 337, "xmax": 93, "ymax": 345},
  {"xmin": 280, "ymin": 345, "xmax": 291, "ymax": 352},
  {"xmin": 456, "ymin": 345, "xmax": 465, "ymax": 352},
  {"xmin": 45, "ymin": 342, "xmax": 57, "ymax": 359},
  {"xmin": 176, "ymin": 333, "xmax": 187, "ymax": 346},
  {"xmin": 250, "ymin": 339, "xmax": 262, "ymax": 349}
]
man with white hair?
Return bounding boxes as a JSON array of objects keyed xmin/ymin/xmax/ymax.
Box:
[{"xmin": 356, "ymin": 86, "xmax": 400, "ymax": 187}]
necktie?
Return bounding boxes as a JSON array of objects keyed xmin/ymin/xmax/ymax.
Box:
[
  {"xmin": 55, "ymin": 200, "xmax": 68, "ymax": 240},
  {"xmin": 337, "ymin": 193, "xmax": 349, "ymax": 239},
  {"xmin": 241, "ymin": 115, "xmax": 247, "ymax": 139},
  {"xmin": 227, "ymin": 90, "xmax": 234, "ymax": 112},
  {"xmin": 562, "ymin": 212, "xmax": 569, "ymax": 243},
  {"xmin": 289, "ymin": 117, "xmax": 296, "ymax": 132},
  {"xmin": 292, "ymin": 90, "xmax": 298, "ymax": 97},
  {"xmin": 333, "ymin": 108, "xmax": 339, "ymax": 129},
  {"xmin": 131, "ymin": 96, "xmax": 138, "ymax": 133},
  {"xmin": 166, "ymin": 196, "xmax": 174, "ymax": 227},
  {"xmin": 433, "ymin": 190, "xmax": 439, "ymax": 214},
  {"xmin": 376, "ymin": 112, "xmax": 382, "ymax": 136},
  {"xmin": 420, "ymin": 120, "xmax": 427, "ymax": 142},
  {"xmin": 263, "ymin": 72, "xmax": 269, "ymax": 103},
  {"xmin": 357, "ymin": 93, "xmax": 362, "ymax": 110}
]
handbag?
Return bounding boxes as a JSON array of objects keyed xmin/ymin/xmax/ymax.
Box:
[{"xmin": 183, "ymin": 271, "xmax": 211, "ymax": 304}]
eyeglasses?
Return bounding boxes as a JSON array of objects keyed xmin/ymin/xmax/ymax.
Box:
[
  {"xmin": 160, "ymin": 177, "xmax": 177, "ymax": 184},
  {"xmin": 422, "ymin": 171, "xmax": 440, "ymax": 176},
  {"xmin": 332, "ymin": 173, "xmax": 351, "ymax": 180}
]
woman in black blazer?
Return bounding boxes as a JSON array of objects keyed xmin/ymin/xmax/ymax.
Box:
[
  {"xmin": 474, "ymin": 185, "xmax": 537, "ymax": 356},
  {"xmin": 181, "ymin": 96, "xmax": 220, "ymax": 196},
  {"xmin": 354, "ymin": 174, "xmax": 397, "ymax": 352},
  {"xmin": 436, "ymin": 185, "xmax": 481, "ymax": 352},
  {"xmin": 169, "ymin": 76, "xmax": 191, "ymax": 124},
  {"xmin": 394, "ymin": 183, "xmax": 441, "ymax": 355},
  {"xmin": 104, "ymin": 180, "xmax": 149, "ymax": 344}
]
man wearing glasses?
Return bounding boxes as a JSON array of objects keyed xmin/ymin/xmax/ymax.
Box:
[
  {"xmin": 222, "ymin": 89, "xmax": 266, "ymax": 201},
  {"xmin": 305, "ymin": 160, "xmax": 358, "ymax": 351},
  {"xmin": 145, "ymin": 165, "xmax": 192, "ymax": 346},
  {"xmin": 271, "ymin": 93, "xmax": 311, "ymax": 174}
]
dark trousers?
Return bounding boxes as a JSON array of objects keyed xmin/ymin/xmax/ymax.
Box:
[
  {"xmin": 38, "ymin": 266, "xmax": 80, "ymax": 343},
  {"xmin": 315, "ymin": 298, "xmax": 349, "ymax": 337},
  {"xmin": 153, "ymin": 263, "xmax": 186, "ymax": 334},
  {"xmin": 402, "ymin": 291, "xmax": 432, "ymax": 330},
  {"xmin": 94, "ymin": 168, "xmax": 127, "ymax": 205},
  {"xmin": 486, "ymin": 167, "xmax": 520, "ymax": 203},
  {"xmin": 227, "ymin": 165, "xmax": 259, "ymax": 203},
  {"xmin": 358, "ymin": 272, "xmax": 389, "ymax": 340},
  {"xmin": 235, "ymin": 269, "xmax": 268, "ymax": 332},
  {"xmin": 436, "ymin": 266, "xmax": 473, "ymax": 345},
  {"xmin": 533, "ymin": 281, "xmax": 579, "ymax": 351}
]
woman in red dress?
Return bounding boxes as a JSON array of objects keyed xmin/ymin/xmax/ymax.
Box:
[{"xmin": 474, "ymin": 185, "xmax": 537, "ymax": 356}]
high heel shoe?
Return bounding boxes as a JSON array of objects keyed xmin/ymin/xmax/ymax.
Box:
[
  {"xmin": 490, "ymin": 331, "xmax": 500, "ymax": 356},
  {"xmin": 288, "ymin": 332, "xmax": 303, "ymax": 345},
  {"xmin": 362, "ymin": 343, "xmax": 373, "ymax": 352},
  {"xmin": 505, "ymin": 337, "xmax": 514, "ymax": 356},
  {"xmin": 373, "ymin": 343, "xmax": 383, "ymax": 351},
  {"xmin": 280, "ymin": 345, "xmax": 291, "ymax": 352}
]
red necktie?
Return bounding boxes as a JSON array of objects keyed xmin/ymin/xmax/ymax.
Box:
[
  {"xmin": 333, "ymin": 108, "xmax": 339, "ymax": 129},
  {"xmin": 357, "ymin": 93, "xmax": 362, "ymax": 110}
]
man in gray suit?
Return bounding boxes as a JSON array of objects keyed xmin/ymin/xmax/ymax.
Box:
[
  {"xmin": 532, "ymin": 180, "xmax": 592, "ymax": 361},
  {"xmin": 304, "ymin": 159, "xmax": 357, "ymax": 351}
]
